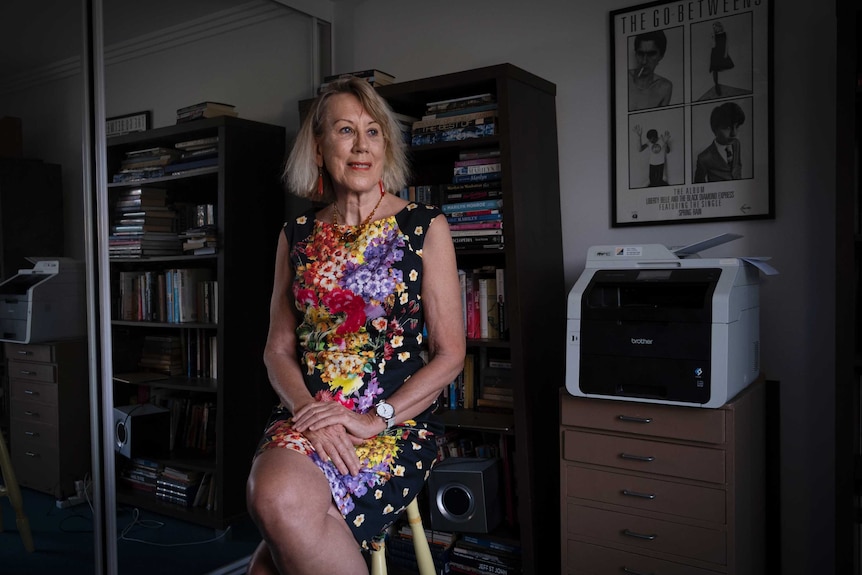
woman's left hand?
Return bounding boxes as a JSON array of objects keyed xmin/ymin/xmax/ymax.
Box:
[{"xmin": 292, "ymin": 399, "xmax": 378, "ymax": 440}]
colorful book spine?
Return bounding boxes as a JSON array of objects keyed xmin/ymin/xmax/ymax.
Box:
[
  {"xmin": 442, "ymin": 199, "xmax": 503, "ymax": 213},
  {"xmin": 411, "ymin": 122, "xmax": 495, "ymax": 146},
  {"xmin": 452, "ymin": 171, "xmax": 502, "ymax": 184},
  {"xmin": 447, "ymin": 213, "xmax": 503, "ymax": 224}
]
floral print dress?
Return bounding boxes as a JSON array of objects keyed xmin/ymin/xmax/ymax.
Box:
[{"xmin": 255, "ymin": 202, "xmax": 444, "ymax": 551}]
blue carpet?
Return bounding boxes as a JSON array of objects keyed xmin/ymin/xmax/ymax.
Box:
[{"xmin": 0, "ymin": 487, "xmax": 260, "ymax": 575}]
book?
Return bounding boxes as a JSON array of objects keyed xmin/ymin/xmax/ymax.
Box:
[
  {"xmin": 322, "ymin": 68, "xmax": 395, "ymax": 84},
  {"xmin": 447, "ymin": 213, "xmax": 503, "ymax": 224},
  {"xmin": 425, "ymin": 93, "xmax": 494, "ymax": 114},
  {"xmin": 450, "ymin": 229, "xmax": 503, "ymax": 238},
  {"xmin": 411, "ymin": 121, "xmax": 496, "ymax": 147},
  {"xmin": 174, "ymin": 136, "xmax": 219, "ymax": 150},
  {"xmin": 478, "ymin": 277, "xmax": 499, "ymax": 339},
  {"xmin": 163, "ymin": 156, "xmax": 219, "ymax": 175},
  {"xmin": 449, "ymin": 221, "xmax": 504, "ymax": 231},
  {"xmin": 452, "ymin": 171, "xmax": 503, "ymax": 184},
  {"xmin": 176, "ymin": 101, "xmax": 235, "ymax": 115},
  {"xmin": 453, "ymin": 163, "xmax": 501, "ymax": 176},
  {"xmin": 422, "ymin": 102, "xmax": 498, "ymax": 120},
  {"xmin": 412, "ymin": 110, "xmax": 498, "ymax": 132},
  {"xmin": 442, "ymin": 199, "xmax": 503, "ymax": 214}
]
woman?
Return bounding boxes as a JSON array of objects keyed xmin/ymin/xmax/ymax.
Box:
[{"xmin": 246, "ymin": 76, "xmax": 466, "ymax": 575}]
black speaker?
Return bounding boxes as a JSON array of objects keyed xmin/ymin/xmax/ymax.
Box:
[
  {"xmin": 113, "ymin": 404, "xmax": 170, "ymax": 459},
  {"xmin": 428, "ymin": 457, "xmax": 501, "ymax": 533}
]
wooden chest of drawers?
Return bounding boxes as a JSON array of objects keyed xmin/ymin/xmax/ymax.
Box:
[
  {"xmin": 559, "ymin": 380, "xmax": 765, "ymax": 574},
  {"xmin": 6, "ymin": 340, "xmax": 89, "ymax": 498}
]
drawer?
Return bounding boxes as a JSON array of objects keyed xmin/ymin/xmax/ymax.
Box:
[
  {"xmin": 7, "ymin": 359, "xmax": 57, "ymax": 383},
  {"xmin": 564, "ymin": 464, "xmax": 726, "ymax": 523},
  {"xmin": 561, "ymin": 395, "xmax": 726, "ymax": 444},
  {"xmin": 11, "ymin": 397, "xmax": 59, "ymax": 425},
  {"xmin": 10, "ymin": 378, "xmax": 58, "ymax": 406},
  {"xmin": 566, "ymin": 503, "xmax": 726, "ymax": 565},
  {"xmin": 5, "ymin": 342, "xmax": 55, "ymax": 363},
  {"xmin": 13, "ymin": 443, "xmax": 60, "ymax": 494},
  {"xmin": 563, "ymin": 430, "xmax": 725, "ymax": 483},
  {"xmin": 566, "ymin": 539, "xmax": 723, "ymax": 575},
  {"xmin": 10, "ymin": 415, "xmax": 59, "ymax": 450}
]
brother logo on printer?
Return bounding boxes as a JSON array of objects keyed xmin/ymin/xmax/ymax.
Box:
[{"xmin": 630, "ymin": 338, "xmax": 653, "ymax": 345}]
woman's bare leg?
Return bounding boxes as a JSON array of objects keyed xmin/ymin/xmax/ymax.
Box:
[{"xmin": 247, "ymin": 449, "xmax": 368, "ymax": 575}]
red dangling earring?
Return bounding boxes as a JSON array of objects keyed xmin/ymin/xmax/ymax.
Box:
[
  {"xmin": 379, "ymin": 180, "xmax": 385, "ymax": 197},
  {"xmin": 317, "ymin": 167, "xmax": 324, "ymax": 197}
]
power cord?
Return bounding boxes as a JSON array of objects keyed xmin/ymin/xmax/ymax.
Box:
[{"xmin": 118, "ymin": 507, "xmax": 232, "ymax": 547}]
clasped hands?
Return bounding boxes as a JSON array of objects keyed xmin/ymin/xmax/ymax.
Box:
[{"xmin": 292, "ymin": 399, "xmax": 380, "ymax": 477}]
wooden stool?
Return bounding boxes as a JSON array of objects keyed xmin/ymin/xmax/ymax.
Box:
[
  {"xmin": 0, "ymin": 428, "xmax": 34, "ymax": 552},
  {"xmin": 371, "ymin": 498, "xmax": 434, "ymax": 575}
]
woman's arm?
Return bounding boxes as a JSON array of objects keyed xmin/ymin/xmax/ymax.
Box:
[{"xmin": 263, "ymin": 230, "xmax": 314, "ymax": 413}]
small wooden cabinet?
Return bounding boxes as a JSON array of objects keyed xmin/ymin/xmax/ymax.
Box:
[
  {"xmin": 7, "ymin": 339, "xmax": 89, "ymax": 499},
  {"xmin": 559, "ymin": 380, "xmax": 765, "ymax": 574}
]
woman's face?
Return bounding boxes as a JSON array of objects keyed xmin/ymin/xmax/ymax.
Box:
[{"xmin": 316, "ymin": 93, "xmax": 386, "ymax": 196}]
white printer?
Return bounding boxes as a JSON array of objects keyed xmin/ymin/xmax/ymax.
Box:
[
  {"xmin": 566, "ymin": 235, "xmax": 769, "ymax": 408},
  {"xmin": 0, "ymin": 257, "xmax": 86, "ymax": 344}
]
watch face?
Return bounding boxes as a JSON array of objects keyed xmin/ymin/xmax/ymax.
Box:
[{"xmin": 376, "ymin": 401, "xmax": 394, "ymax": 419}]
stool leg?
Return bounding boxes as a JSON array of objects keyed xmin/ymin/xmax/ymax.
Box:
[
  {"xmin": 370, "ymin": 539, "xmax": 387, "ymax": 575},
  {"xmin": 406, "ymin": 499, "xmax": 434, "ymax": 575},
  {"xmin": 0, "ymin": 430, "xmax": 34, "ymax": 552}
]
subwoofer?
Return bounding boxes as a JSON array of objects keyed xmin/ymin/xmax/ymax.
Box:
[
  {"xmin": 428, "ymin": 457, "xmax": 501, "ymax": 533},
  {"xmin": 113, "ymin": 404, "xmax": 170, "ymax": 459}
]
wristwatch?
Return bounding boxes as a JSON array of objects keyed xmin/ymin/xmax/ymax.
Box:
[{"xmin": 375, "ymin": 401, "xmax": 396, "ymax": 430}]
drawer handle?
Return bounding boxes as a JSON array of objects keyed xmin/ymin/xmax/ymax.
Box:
[
  {"xmin": 618, "ymin": 415, "xmax": 652, "ymax": 424},
  {"xmin": 623, "ymin": 529, "xmax": 657, "ymax": 541},
  {"xmin": 622, "ymin": 489, "xmax": 656, "ymax": 500},
  {"xmin": 16, "ymin": 350, "xmax": 33, "ymax": 356},
  {"xmin": 24, "ymin": 431, "xmax": 40, "ymax": 438},
  {"xmin": 24, "ymin": 451, "xmax": 39, "ymax": 458},
  {"xmin": 620, "ymin": 453, "xmax": 655, "ymax": 462},
  {"xmin": 623, "ymin": 568, "xmax": 655, "ymax": 575},
  {"xmin": 23, "ymin": 410, "xmax": 40, "ymax": 417},
  {"xmin": 24, "ymin": 389, "xmax": 40, "ymax": 396},
  {"xmin": 19, "ymin": 370, "xmax": 37, "ymax": 376}
]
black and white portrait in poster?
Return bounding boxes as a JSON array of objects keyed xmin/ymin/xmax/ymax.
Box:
[{"xmin": 611, "ymin": 0, "xmax": 772, "ymax": 226}]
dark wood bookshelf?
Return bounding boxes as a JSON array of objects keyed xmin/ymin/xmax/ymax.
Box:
[
  {"xmin": 106, "ymin": 116, "xmax": 286, "ymax": 529},
  {"xmin": 377, "ymin": 63, "xmax": 565, "ymax": 575}
]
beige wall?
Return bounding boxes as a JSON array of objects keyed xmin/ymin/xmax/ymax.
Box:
[{"xmin": 335, "ymin": 1, "xmax": 837, "ymax": 572}]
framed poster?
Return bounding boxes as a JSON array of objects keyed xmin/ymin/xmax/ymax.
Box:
[{"xmin": 610, "ymin": 0, "xmax": 773, "ymax": 226}]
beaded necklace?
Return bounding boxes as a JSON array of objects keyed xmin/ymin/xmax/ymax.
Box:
[{"xmin": 331, "ymin": 191, "xmax": 385, "ymax": 242}]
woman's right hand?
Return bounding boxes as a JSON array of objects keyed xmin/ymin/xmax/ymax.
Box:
[{"xmin": 303, "ymin": 423, "xmax": 362, "ymax": 477}]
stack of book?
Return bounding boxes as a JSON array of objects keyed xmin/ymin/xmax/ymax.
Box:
[
  {"xmin": 110, "ymin": 187, "xmax": 182, "ymax": 258},
  {"xmin": 449, "ymin": 534, "xmax": 521, "ymax": 575},
  {"xmin": 155, "ymin": 466, "xmax": 203, "ymax": 507},
  {"xmin": 138, "ymin": 334, "xmax": 184, "ymax": 376},
  {"xmin": 120, "ymin": 457, "xmax": 162, "ymax": 494},
  {"xmin": 388, "ymin": 523, "xmax": 455, "ymax": 575},
  {"xmin": 164, "ymin": 137, "xmax": 220, "ymax": 177},
  {"xmin": 410, "ymin": 93, "xmax": 497, "ymax": 146},
  {"xmin": 317, "ymin": 68, "xmax": 395, "ymax": 93},
  {"xmin": 176, "ymin": 101, "xmax": 237, "ymax": 123},
  {"xmin": 180, "ymin": 224, "xmax": 218, "ymax": 255},
  {"xmin": 476, "ymin": 357, "xmax": 513, "ymax": 412},
  {"xmin": 113, "ymin": 147, "xmax": 180, "ymax": 182},
  {"xmin": 442, "ymin": 149, "xmax": 503, "ymax": 250}
]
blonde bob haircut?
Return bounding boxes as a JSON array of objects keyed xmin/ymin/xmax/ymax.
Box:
[{"xmin": 283, "ymin": 76, "xmax": 410, "ymax": 201}]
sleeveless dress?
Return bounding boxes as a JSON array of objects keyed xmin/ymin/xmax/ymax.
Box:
[{"xmin": 255, "ymin": 201, "xmax": 445, "ymax": 551}]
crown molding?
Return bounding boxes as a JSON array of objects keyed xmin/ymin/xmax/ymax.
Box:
[{"xmin": 0, "ymin": 1, "xmax": 297, "ymax": 95}]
